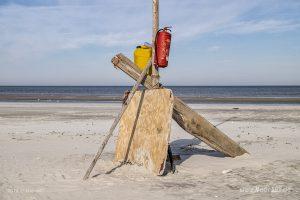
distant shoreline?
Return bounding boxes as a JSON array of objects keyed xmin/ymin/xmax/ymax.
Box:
[{"xmin": 1, "ymin": 94, "xmax": 300, "ymax": 104}]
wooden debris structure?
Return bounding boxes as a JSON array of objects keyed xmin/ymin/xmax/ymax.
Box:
[
  {"xmin": 83, "ymin": 0, "xmax": 247, "ymax": 180},
  {"xmin": 111, "ymin": 53, "xmax": 248, "ymax": 158},
  {"xmin": 115, "ymin": 89, "xmax": 174, "ymax": 175}
]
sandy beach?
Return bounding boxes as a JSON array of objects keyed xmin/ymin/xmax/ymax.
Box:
[{"xmin": 0, "ymin": 102, "xmax": 299, "ymax": 199}]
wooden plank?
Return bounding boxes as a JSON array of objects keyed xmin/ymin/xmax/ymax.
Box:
[
  {"xmin": 83, "ymin": 59, "xmax": 152, "ymax": 180},
  {"xmin": 115, "ymin": 89, "xmax": 174, "ymax": 175},
  {"xmin": 112, "ymin": 53, "xmax": 248, "ymax": 157}
]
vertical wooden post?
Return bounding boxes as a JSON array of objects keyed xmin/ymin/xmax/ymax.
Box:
[{"xmin": 152, "ymin": 0, "xmax": 159, "ymax": 88}]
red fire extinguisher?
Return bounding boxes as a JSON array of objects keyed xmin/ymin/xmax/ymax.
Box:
[{"xmin": 155, "ymin": 27, "xmax": 172, "ymax": 68}]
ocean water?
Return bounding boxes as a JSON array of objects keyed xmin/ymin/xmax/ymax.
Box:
[
  {"xmin": 1, "ymin": 86, "xmax": 300, "ymax": 97},
  {"xmin": 0, "ymin": 86, "xmax": 299, "ymax": 103}
]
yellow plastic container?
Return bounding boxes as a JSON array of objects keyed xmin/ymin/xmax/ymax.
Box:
[{"xmin": 134, "ymin": 45, "xmax": 152, "ymax": 72}]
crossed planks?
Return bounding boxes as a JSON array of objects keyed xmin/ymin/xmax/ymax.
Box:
[{"xmin": 112, "ymin": 53, "xmax": 248, "ymax": 158}]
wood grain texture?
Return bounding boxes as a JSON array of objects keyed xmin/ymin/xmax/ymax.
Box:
[
  {"xmin": 83, "ymin": 60, "xmax": 152, "ymax": 180},
  {"xmin": 112, "ymin": 53, "xmax": 248, "ymax": 157},
  {"xmin": 115, "ymin": 89, "xmax": 174, "ymax": 175}
]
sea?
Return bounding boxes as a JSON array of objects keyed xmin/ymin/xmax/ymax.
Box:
[{"xmin": 0, "ymin": 86, "xmax": 300, "ymax": 104}]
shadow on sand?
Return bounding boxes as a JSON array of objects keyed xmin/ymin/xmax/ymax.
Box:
[
  {"xmin": 92, "ymin": 138, "xmax": 226, "ymax": 177},
  {"xmin": 170, "ymin": 138, "xmax": 226, "ymax": 165}
]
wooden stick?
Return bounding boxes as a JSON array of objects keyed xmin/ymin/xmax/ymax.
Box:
[
  {"xmin": 151, "ymin": 0, "xmax": 159, "ymax": 88},
  {"xmin": 112, "ymin": 54, "xmax": 248, "ymax": 157},
  {"xmin": 83, "ymin": 60, "xmax": 152, "ymax": 180}
]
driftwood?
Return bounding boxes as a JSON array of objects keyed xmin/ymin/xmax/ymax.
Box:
[
  {"xmin": 83, "ymin": 59, "xmax": 152, "ymax": 180},
  {"xmin": 112, "ymin": 53, "xmax": 248, "ymax": 157}
]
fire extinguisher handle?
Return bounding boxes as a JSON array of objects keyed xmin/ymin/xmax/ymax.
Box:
[
  {"xmin": 157, "ymin": 26, "xmax": 172, "ymax": 33},
  {"xmin": 163, "ymin": 26, "xmax": 172, "ymax": 32}
]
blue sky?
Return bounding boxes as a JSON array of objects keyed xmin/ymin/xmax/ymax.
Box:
[{"xmin": 0, "ymin": 0, "xmax": 299, "ymax": 86}]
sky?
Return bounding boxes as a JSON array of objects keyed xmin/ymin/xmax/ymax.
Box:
[{"xmin": 0, "ymin": 0, "xmax": 299, "ymax": 86}]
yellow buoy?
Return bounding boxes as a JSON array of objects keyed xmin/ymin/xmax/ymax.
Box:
[{"xmin": 134, "ymin": 45, "xmax": 152, "ymax": 73}]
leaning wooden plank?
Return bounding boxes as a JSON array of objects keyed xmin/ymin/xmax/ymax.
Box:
[
  {"xmin": 115, "ymin": 89, "xmax": 174, "ymax": 175},
  {"xmin": 83, "ymin": 59, "xmax": 152, "ymax": 180},
  {"xmin": 111, "ymin": 53, "xmax": 248, "ymax": 157}
]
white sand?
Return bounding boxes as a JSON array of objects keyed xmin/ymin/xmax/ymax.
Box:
[{"xmin": 0, "ymin": 102, "xmax": 299, "ymax": 199}]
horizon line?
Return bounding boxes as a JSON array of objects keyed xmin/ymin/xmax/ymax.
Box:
[{"xmin": 0, "ymin": 85, "xmax": 300, "ymax": 87}]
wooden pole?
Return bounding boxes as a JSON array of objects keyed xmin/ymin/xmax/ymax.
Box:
[
  {"xmin": 112, "ymin": 54, "xmax": 248, "ymax": 157},
  {"xmin": 151, "ymin": 0, "xmax": 159, "ymax": 88},
  {"xmin": 83, "ymin": 60, "xmax": 152, "ymax": 180}
]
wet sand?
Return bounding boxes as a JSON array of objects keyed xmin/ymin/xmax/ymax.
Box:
[{"xmin": 0, "ymin": 102, "xmax": 299, "ymax": 199}]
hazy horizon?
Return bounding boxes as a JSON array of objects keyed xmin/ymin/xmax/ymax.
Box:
[{"xmin": 1, "ymin": 85, "xmax": 300, "ymax": 87}]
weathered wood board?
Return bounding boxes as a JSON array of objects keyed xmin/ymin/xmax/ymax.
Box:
[{"xmin": 115, "ymin": 89, "xmax": 174, "ymax": 175}]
